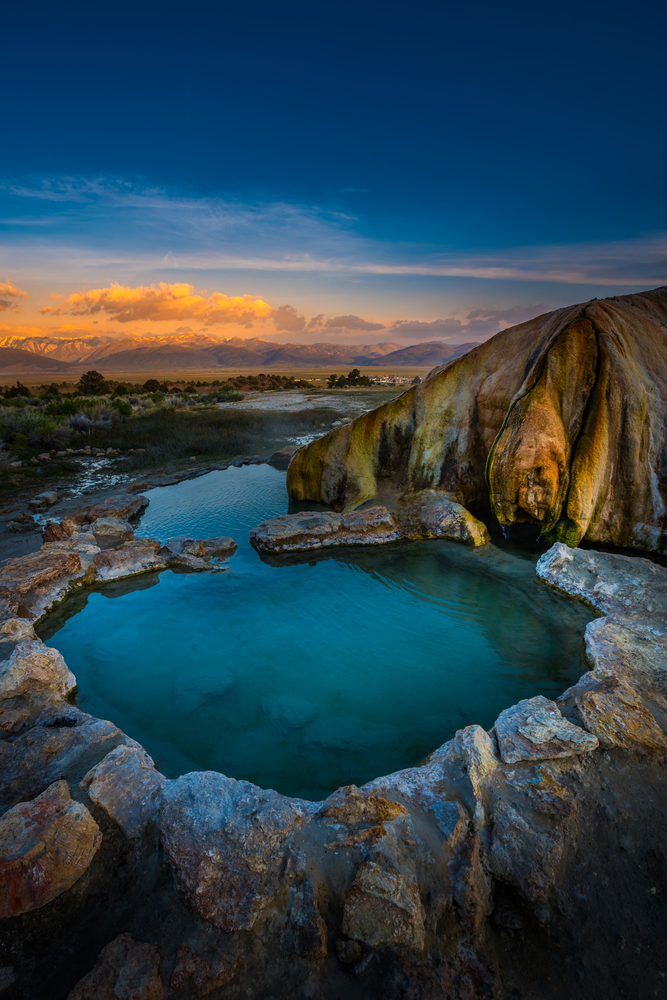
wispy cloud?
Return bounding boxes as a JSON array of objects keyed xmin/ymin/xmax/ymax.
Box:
[{"xmin": 2, "ymin": 177, "xmax": 666, "ymax": 287}]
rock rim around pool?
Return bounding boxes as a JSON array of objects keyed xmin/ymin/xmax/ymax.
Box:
[
  {"xmin": 1, "ymin": 536, "xmax": 667, "ymax": 997},
  {"xmin": 395, "ymin": 488, "xmax": 491, "ymax": 546}
]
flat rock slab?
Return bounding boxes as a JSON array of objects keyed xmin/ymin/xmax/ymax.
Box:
[
  {"xmin": 159, "ymin": 536, "xmax": 237, "ymax": 560},
  {"xmin": 537, "ymin": 542, "xmax": 667, "ymax": 628},
  {"xmin": 90, "ymin": 517, "xmax": 135, "ymax": 543},
  {"xmin": 70, "ymin": 494, "xmax": 150, "ymax": 526},
  {"xmin": 396, "ymin": 489, "xmax": 490, "ymax": 546},
  {"xmin": 494, "ymin": 695, "xmax": 598, "ymax": 763},
  {"xmin": 0, "ymin": 548, "xmax": 83, "ymax": 600},
  {"xmin": 249, "ymin": 506, "xmax": 400, "ymax": 553},
  {"xmin": 68, "ymin": 933, "xmax": 163, "ymax": 1000},
  {"xmin": 81, "ymin": 745, "xmax": 166, "ymax": 839},
  {"xmin": 93, "ymin": 540, "xmax": 167, "ymax": 582},
  {"xmin": 0, "ymin": 780, "xmax": 101, "ymax": 918}
]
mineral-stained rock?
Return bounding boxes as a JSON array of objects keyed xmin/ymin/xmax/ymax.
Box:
[
  {"xmin": 0, "ymin": 637, "xmax": 76, "ymax": 701},
  {"xmin": 249, "ymin": 506, "xmax": 400, "ymax": 553},
  {"xmin": 494, "ymin": 695, "xmax": 598, "ymax": 763},
  {"xmin": 447, "ymin": 725, "xmax": 499, "ymax": 831},
  {"xmin": 341, "ymin": 858, "xmax": 425, "ymax": 950},
  {"xmin": 489, "ymin": 799, "xmax": 563, "ymax": 908},
  {"xmin": 68, "ymin": 933, "xmax": 163, "ymax": 1000},
  {"xmin": 317, "ymin": 784, "xmax": 408, "ymax": 826},
  {"xmin": 159, "ymin": 771, "xmax": 312, "ymax": 932},
  {"xmin": 287, "ymin": 288, "xmax": 667, "ymax": 554},
  {"xmin": 281, "ymin": 880, "xmax": 328, "ymax": 959},
  {"xmin": 170, "ymin": 941, "xmax": 240, "ymax": 996},
  {"xmin": 0, "ymin": 780, "xmax": 101, "ymax": 918},
  {"xmin": 559, "ymin": 674, "xmax": 667, "ymax": 755},
  {"xmin": 90, "ymin": 517, "xmax": 135, "ymax": 543},
  {"xmin": 584, "ymin": 617, "xmax": 667, "ymax": 710},
  {"xmin": 0, "ymin": 718, "xmax": 128, "ymax": 812},
  {"xmin": 81, "ymin": 745, "xmax": 166, "ymax": 839},
  {"xmin": 505, "ymin": 763, "xmax": 578, "ymax": 819},
  {"xmin": 395, "ymin": 489, "xmax": 490, "ymax": 546},
  {"xmin": 42, "ymin": 521, "xmax": 71, "ymax": 543},
  {"xmin": 0, "ymin": 548, "xmax": 84, "ymax": 608},
  {"xmin": 71, "ymin": 494, "xmax": 150, "ymax": 526},
  {"xmin": 93, "ymin": 540, "xmax": 167, "ymax": 582}
]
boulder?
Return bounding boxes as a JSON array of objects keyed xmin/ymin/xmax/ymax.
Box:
[
  {"xmin": 28, "ymin": 491, "xmax": 60, "ymax": 512},
  {"xmin": 494, "ymin": 695, "xmax": 599, "ymax": 763},
  {"xmin": 287, "ymin": 288, "xmax": 667, "ymax": 554},
  {"xmin": 0, "ymin": 780, "xmax": 101, "ymax": 918},
  {"xmin": 558, "ymin": 674, "xmax": 667, "ymax": 755},
  {"xmin": 159, "ymin": 771, "xmax": 312, "ymax": 932},
  {"xmin": 395, "ymin": 489, "xmax": 490, "ymax": 546},
  {"xmin": 0, "ymin": 637, "xmax": 76, "ymax": 701},
  {"xmin": 341, "ymin": 858, "xmax": 425, "ymax": 950},
  {"xmin": 81, "ymin": 745, "xmax": 166, "ymax": 838},
  {"xmin": 170, "ymin": 941, "xmax": 240, "ymax": 996},
  {"xmin": 249, "ymin": 506, "xmax": 400, "ymax": 553},
  {"xmin": 90, "ymin": 517, "xmax": 135, "ymax": 543},
  {"xmin": 68, "ymin": 933, "xmax": 163, "ymax": 1000}
]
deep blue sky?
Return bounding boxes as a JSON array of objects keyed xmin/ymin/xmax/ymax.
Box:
[{"xmin": 1, "ymin": 0, "xmax": 666, "ymax": 342}]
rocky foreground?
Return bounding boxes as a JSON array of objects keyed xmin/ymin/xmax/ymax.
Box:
[
  {"xmin": 0, "ymin": 489, "xmax": 666, "ymax": 997},
  {"xmin": 287, "ymin": 287, "xmax": 667, "ymax": 555}
]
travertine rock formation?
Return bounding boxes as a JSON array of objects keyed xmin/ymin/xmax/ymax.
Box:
[{"xmin": 287, "ymin": 287, "xmax": 667, "ymax": 553}]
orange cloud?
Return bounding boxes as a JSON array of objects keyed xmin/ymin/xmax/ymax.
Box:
[
  {"xmin": 41, "ymin": 282, "xmax": 273, "ymax": 327},
  {"xmin": 0, "ymin": 279, "xmax": 29, "ymax": 313}
]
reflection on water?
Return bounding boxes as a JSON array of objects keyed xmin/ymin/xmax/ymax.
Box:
[{"xmin": 39, "ymin": 465, "xmax": 593, "ymax": 801}]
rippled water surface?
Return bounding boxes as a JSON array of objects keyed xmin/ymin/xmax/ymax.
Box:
[{"xmin": 41, "ymin": 464, "xmax": 593, "ymax": 800}]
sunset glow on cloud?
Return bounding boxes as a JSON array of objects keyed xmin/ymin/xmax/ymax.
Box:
[
  {"xmin": 0, "ymin": 279, "xmax": 29, "ymax": 312},
  {"xmin": 41, "ymin": 282, "xmax": 274, "ymax": 327}
]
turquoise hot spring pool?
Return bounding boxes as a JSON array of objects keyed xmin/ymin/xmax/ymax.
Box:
[{"xmin": 38, "ymin": 464, "xmax": 593, "ymax": 801}]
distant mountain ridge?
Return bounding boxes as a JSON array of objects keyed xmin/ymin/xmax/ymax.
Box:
[{"xmin": 0, "ymin": 333, "xmax": 477, "ymax": 373}]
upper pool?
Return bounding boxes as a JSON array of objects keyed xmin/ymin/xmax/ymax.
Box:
[{"xmin": 39, "ymin": 464, "xmax": 593, "ymax": 801}]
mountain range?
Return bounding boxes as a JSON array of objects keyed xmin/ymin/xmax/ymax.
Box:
[{"xmin": 0, "ymin": 333, "xmax": 477, "ymax": 375}]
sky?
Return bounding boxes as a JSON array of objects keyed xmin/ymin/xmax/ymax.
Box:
[{"xmin": 1, "ymin": 0, "xmax": 666, "ymax": 346}]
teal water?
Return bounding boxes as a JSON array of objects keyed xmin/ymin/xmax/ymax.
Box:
[{"xmin": 40, "ymin": 464, "xmax": 593, "ymax": 801}]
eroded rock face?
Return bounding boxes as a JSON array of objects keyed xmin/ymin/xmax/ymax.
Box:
[
  {"xmin": 395, "ymin": 489, "xmax": 490, "ymax": 546},
  {"xmin": 341, "ymin": 858, "xmax": 426, "ymax": 950},
  {"xmin": 287, "ymin": 288, "xmax": 667, "ymax": 553},
  {"xmin": 71, "ymin": 495, "xmax": 150, "ymax": 526},
  {"xmin": 0, "ymin": 780, "xmax": 101, "ymax": 918},
  {"xmin": 159, "ymin": 771, "xmax": 313, "ymax": 932},
  {"xmin": 249, "ymin": 506, "xmax": 401, "ymax": 553},
  {"xmin": 67, "ymin": 933, "xmax": 163, "ymax": 1000}
]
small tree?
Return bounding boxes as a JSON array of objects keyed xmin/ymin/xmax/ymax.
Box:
[
  {"xmin": 78, "ymin": 371, "xmax": 110, "ymax": 395},
  {"xmin": 142, "ymin": 379, "xmax": 161, "ymax": 393}
]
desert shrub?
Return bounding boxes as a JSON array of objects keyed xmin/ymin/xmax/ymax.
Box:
[
  {"xmin": 0, "ymin": 408, "xmax": 70, "ymax": 451},
  {"xmin": 70, "ymin": 404, "xmax": 125, "ymax": 433},
  {"xmin": 76, "ymin": 406, "xmax": 342, "ymax": 465}
]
